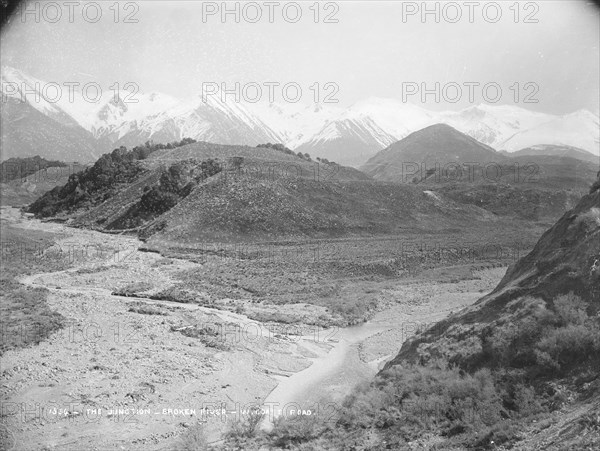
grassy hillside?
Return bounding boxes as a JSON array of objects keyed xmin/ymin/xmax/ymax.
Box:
[
  {"xmin": 30, "ymin": 140, "xmax": 504, "ymax": 243},
  {"xmin": 142, "ymin": 175, "xmax": 498, "ymax": 244}
]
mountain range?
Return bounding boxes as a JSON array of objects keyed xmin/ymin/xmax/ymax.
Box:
[{"xmin": 1, "ymin": 66, "xmax": 598, "ymax": 166}]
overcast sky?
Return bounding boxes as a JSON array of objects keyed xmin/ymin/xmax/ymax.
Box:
[{"xmin": 1, "ymin": 0, "xmax": 599, "ymax": 114}]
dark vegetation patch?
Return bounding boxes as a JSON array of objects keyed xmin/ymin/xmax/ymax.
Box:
[
  {"xmin": 112, "ymin": 282, "xmax": 154, "ymax": 297},
  {"xmin": 476, "ymin": 293, "xmax": 600, "ymax": 378},
  {"xmin": 170, "ymin": 323, "xmax": 231, "ymax": 351},
  {"xmin": 107, "ymin": 158, "xmax": 223, "ymax": 230},
  {"xmin": 0, "ymin": 156, "xmax": 68, "ymax": 183},
  {"xmin": 127, "ymin": 302, "xmax": 168, "ymax": 316},
  {"xmin": 257, "ymin": 142, "xmax": 337, "ymax": 165},
  {"xmin": 148, "ymin": 287, "xmax": 199, "ymax": 304},
  {"xmin": 28, "ymin": 138, "xmax": 197, "ymax": 218}
]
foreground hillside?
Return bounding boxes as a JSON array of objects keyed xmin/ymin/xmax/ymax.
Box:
[
  {"xmin": 363, "ymin": 173, "xmax": 600, "ymax": 450},
  {"xmin": 389, "ymin": 173, "xmax": 600, "ymax": 366}
]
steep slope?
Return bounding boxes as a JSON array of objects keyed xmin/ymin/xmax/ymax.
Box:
[
  {"xmin": 104, "ymin": 95, "xmax": 283, "ymax": 149},
  {"xmin": 361, "ymin": 123, "xmax": 503, "ymax": 182},
  {"xmin": 291, "ymin": 99, "xmax": 434, "ymax": 167},
  {"xmin": 240, "ymin": 101, "xmax": 342, "ymax": 149},
  {"xmin": 294, "ymin": 116, "xmax": 397, "ymax": 167},
  {"xmin": 0, "ymin": 66, "xmax": 86, "ymax": 127},
  {"xmin": 0, "ymin": 97, "xmax": 99, "ymax": 162}
]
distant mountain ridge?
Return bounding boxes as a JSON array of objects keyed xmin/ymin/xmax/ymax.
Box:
[
  {"xmin": 2, "ymin": 66, "xmax": 599, "ymax": 165},
  {"xmin": 510, "ymin": 144, "xmax": 599, "ymax": 165}
]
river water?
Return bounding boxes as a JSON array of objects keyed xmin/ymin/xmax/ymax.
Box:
[{"xmin": 259, "ymin": 311, "xmax": 403, "ymax": 430}]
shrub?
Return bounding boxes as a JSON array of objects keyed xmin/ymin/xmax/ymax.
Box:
[
  {"xmin": 256, "ymin": 143, "xmax": 294, "ymax": 155},
  {"xmin": 509, "ymin": 383, "xmax": 545, "ymax": 416},
  {"xmin": 466, "ymin": 420, "xmax": 522, "ymax": 450},
  {"xmin": 199, "ymin": 159, "xmax": 223, "ymax": 179},
  {"xmin": 140, "ymin": 187, "xmax": 180, "ymax": 214},
  {"xmin": 338, "ymin": 361, "xmax": 504, "ymax": 441},
  {"xmin": 127, "ymin": 304, "xmax": 167, "ymax": 316},
  {"xmin": 481, "ymin": 293, "xmax": 599, "ymax": 376},
  {"xmin": 536, "ymin": 324, "xmax": 599, "ymax": 369},
  {"xmin": 171, "ymin": 323, "xmax": 230, "ymax": 351},
  {"xmin": 140, "ymin": 159, "xmax": 222, "ymax": 217},
  {"xmin": 224, "ymin": 410, "xmax": 265, "ymax": 448},
  {"xmin": 553, "ymin": 292, "xmax": 589, "ymax": 326},
  {"xmin": 175, "ymin": 423, "xmax": 208, "ymax": 451},
  {"xmin": 269, "ymin": 414, "xmax": 327, "ymax": 448},
  {"xmin": 112, "ymin": 282, "xmax": 153, "ymax": 297}
]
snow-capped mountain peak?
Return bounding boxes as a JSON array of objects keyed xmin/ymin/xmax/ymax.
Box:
[{"xmin": 2, "ymin": 66, "xmax": 598, "ymax": 165}]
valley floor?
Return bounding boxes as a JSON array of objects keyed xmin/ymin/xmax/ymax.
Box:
[{"xmin": 1, "ymin": 208, "xmax": 507, "ymax": 450}]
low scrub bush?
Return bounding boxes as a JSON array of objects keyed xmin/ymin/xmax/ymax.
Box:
[
  {"xmin": 268, "ymin": 414, "xmax": 328, "ymax": 448},
  {"xmin": 175, "ymin": 423, "xmax": 208, "ymax": 451},
  {"xmin": 171, "ymin": 324, "xmax": 230, "ymax": 351},
  {"xmin": 112, "ymin": 282, "xmax": 153, "ymax": 297},
  {"xmin": 338, "ymin": 362, "xmax": 504, "ymax": 441},
  {"xmin": 224, "ymin": 410, "xmax": 265, "ymax": 448},
  {"xmin": 481, "ymin": 293, "xmax": 600, "ymax": 377}
]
